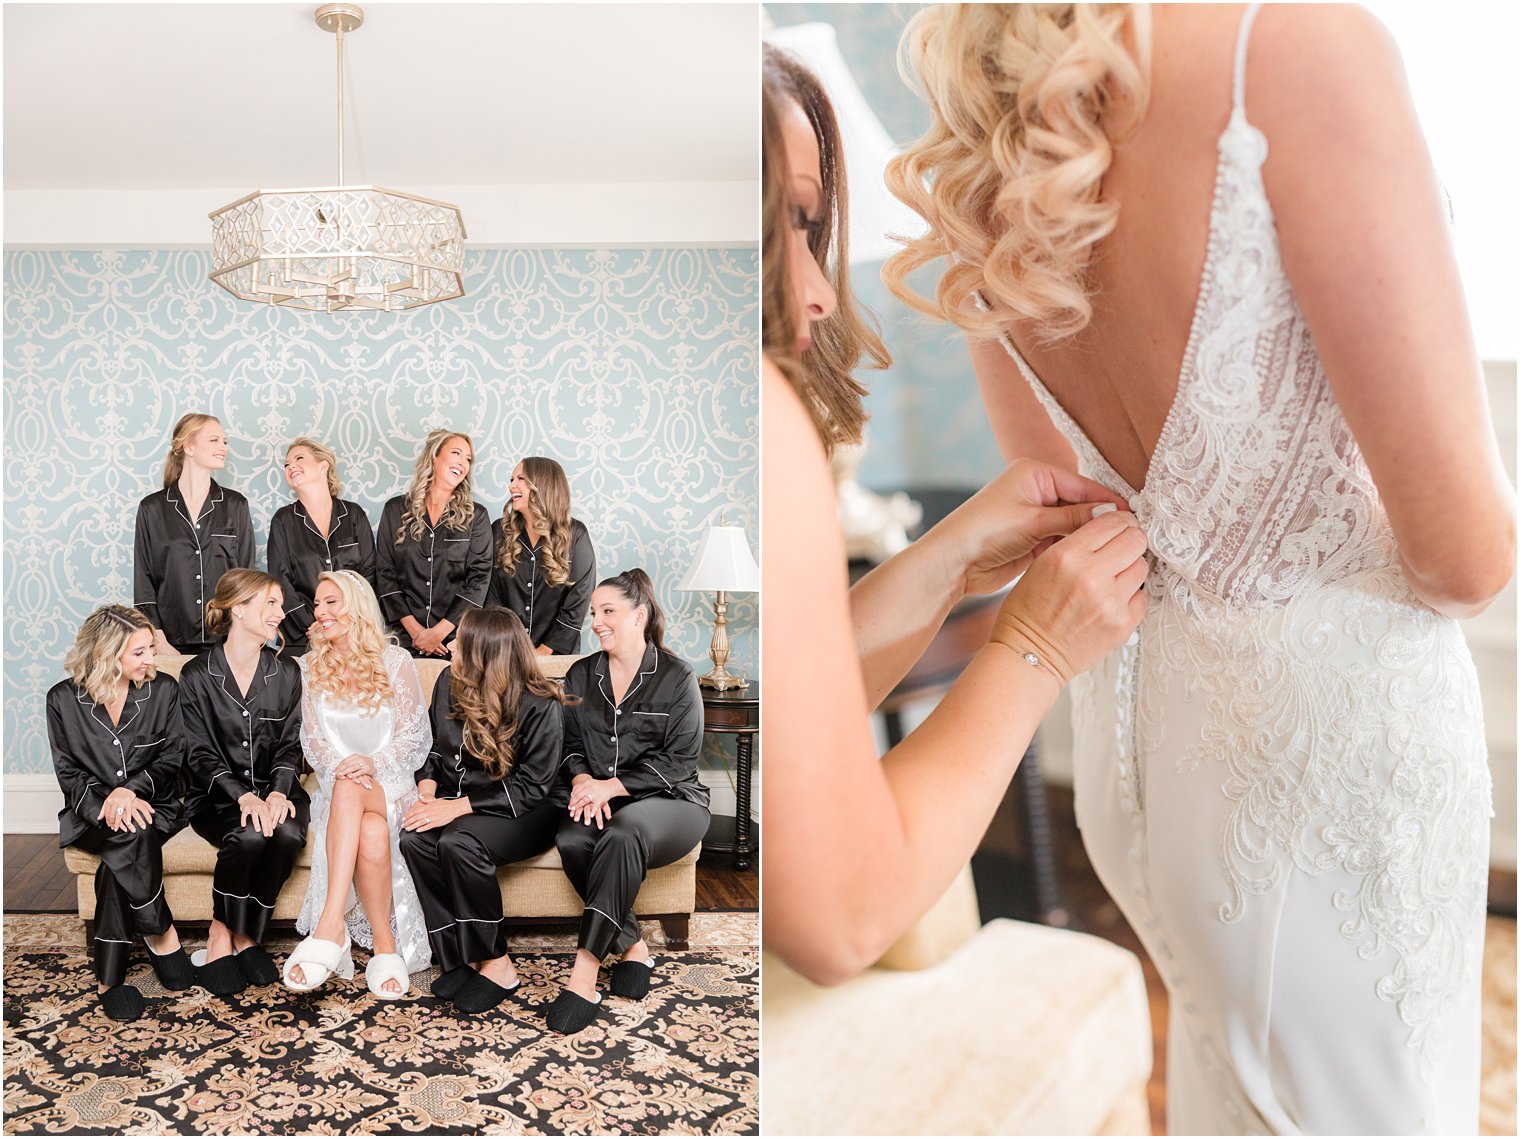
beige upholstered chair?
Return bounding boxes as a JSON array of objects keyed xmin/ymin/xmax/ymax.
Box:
[
  {"xmin": 64, "ymin": 651, "xmax": 701, "ymax": 949},
  {"xmin": 762, "ymin": 866, "xmax": 1153, "ymax": 1135}
]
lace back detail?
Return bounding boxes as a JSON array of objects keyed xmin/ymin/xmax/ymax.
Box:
[{"xmin": 1003, "ymin": 0, "xmax": 1490, "ymax": 1094}]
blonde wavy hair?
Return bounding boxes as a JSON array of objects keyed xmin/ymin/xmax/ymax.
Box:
[
  {"xmin": 163, "ymin": 413, "xmax": 220, "ymax": 487},
  {"xmin": 396, "ymin": 429, "xmax": 477, "ymax": 544},
  {"xmin": 285, "ymin": 437, "xmax": 342, "ymax": 498},
  {"xmin": 451, "ymin": 608, "xmax": 571, "ymax": 780},
  {"xmin": 302, "ymin": 570, "xmax": 394, "ymax": 711},
  {"xmin": 65, "ymin": 605, "xmax": 157, "ymax": 705},
  {"xmin": 883, "ymin": 4, "xmax": 1151, "ymax": 341},
  {"xmin": 497, "ymin": 456, "xmax": 575, "ymax": 587}
]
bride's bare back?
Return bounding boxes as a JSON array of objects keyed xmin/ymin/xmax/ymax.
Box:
[{"xmin": 973, "ymin": 4, "xmax": 1510, "ymax": 615}]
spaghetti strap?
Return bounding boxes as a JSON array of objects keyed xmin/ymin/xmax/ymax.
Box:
[{"xmin": 1232, "ymin": 3, "xmax": 1263, "ymax": 117}]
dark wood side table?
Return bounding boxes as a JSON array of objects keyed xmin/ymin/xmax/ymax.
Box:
[{"xmin": 699, "ymin": 681, "xmax": 759, "ymax": 871}]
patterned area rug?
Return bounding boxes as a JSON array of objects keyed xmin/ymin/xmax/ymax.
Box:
[{"xmin": 3, "ymin": 914, "xmax": 757, "ymax": 1136}]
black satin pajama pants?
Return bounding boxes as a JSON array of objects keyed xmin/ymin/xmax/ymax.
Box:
[
  {"xmin": 69, "ymin": 823, "xmax": 176, "ymax": 988},
  {"xmin": 555, "ymin": 797, "xmax": 710, "ymax": 959},
  {"xmin": 190, "ymin": 799, "xmax": 309, "ymax": 943},
  {"xmin": 399, "ymin": 801, "xmax": 561, "ymax": 973}
]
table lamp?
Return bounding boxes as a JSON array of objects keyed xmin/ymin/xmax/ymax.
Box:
[{"xmin": 676, "ymin": 513, "xmax": 759, "ymax": 690}]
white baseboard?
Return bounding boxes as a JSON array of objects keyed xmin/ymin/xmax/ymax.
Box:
[
  {"xmin": 5, "ymin": 772, "xmax": 749, "ymax": 834},
  {"xmin": 5, "ymin": 774, "xmax": 63, "ymax": 833}
]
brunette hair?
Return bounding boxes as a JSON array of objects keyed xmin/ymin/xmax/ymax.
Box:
[
  {"xmin": 302, "ymin": 570, "xmax": 394, "ymax": 709},
  {"xmin": 883, "ymin": 4, "xmax": 1151, "ymax": 341},
  {"xmin": 205, "ymin": 568, "xmax": 282, "ymax": 641},
  {"xmin": 450, "ymin": 608, "xmax": 570, "ymax": 780},
  {"xmin": 596, "ymin": 567, "xmax": 666, "ymax": 651},
  {"xmin": 497, "ymin": 456, "xmax": 576, "ymax": 587},
  {"xmin": 285, "ymin": 437, "xmax": 342, "ymax": 497},
  {"xmin": 163, "ymin": 413, "xmax": 220, "ymax": 487},
  {"xmin": 763, "ymin": 43, "xmax": 889, "ymax": 454},
  {"xmin": 64, "ymin": 605, "xmax": 157, "ymax": 704},
  {"xmin": 396, "ymin": 429, "xmax": 477, "ymax": 544}
]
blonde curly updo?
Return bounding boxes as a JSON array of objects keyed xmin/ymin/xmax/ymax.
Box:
[{"xmin": 883, "ymin": 4, "xmax": 1151, "ymax": 341}]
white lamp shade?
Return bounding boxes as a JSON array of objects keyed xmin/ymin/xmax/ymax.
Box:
[{"xmin": 677, "ymin": 525, "xmax": 760, "ymax": 593}]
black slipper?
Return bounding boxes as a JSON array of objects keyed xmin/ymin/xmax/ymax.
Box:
[
  {"xmin": 545, "ymin": 989, "xmax": 603, "ymax": 1034},
  {"xmin": 100, "ymin": 984, "xmax": 145, "ymax": 1021},
  {"xmin": 430, "ymin": 964, "xmax": 475, "ymax": 1001},
  {"xmin": 452, "ymin": 970, "xmax": 519, "ymax": 1014},
  {"xmin": 609, "ymin": 959, "xmax": 654, "ymax": 1000},
  {"xmin": 196, "ymin": 953, "xmax": 247, "ymax": 997},
  {"xmin": 145, "ymin": 943, "xmax": 195, "ymax": 991},
  {"xmin": 234, "ymin": 945, "xmax": 280, "ymax": 987}
]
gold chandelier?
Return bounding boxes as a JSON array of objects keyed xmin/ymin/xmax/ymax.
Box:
[{"xmin": 208, "ymin": 4, "xmax": 467, "ymax": 312}]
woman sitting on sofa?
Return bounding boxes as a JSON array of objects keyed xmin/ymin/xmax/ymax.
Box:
[
  {"xmin": 46, "ymin": 605, "xmax": 196, "ymax": 1020},
  {"xmin": 178, "ymin": 569, "xmax": 309, "ymax": 996},
  {"xmin": 549, "ymin": 569, "xmax": 711, "ymax": 1035},
  {"xmin": 285, "ymin": 570, "xmax": 433, "ymax": 997},
  {"xmin": 399, "ymin": 607, "xmax": 571, "ymax": 1012}
]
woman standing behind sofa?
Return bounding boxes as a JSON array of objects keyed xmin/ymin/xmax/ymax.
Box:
[
  {"xmin": 134, "ymin": 413, "xmax": 254, "ymax": 656},
  {"xmin": 47, "ymin": 605, "xmax": 195, "ymax": 1020},
  {"xmin": 268, "ymin": 437, "xmax": 377, "ymax": 655},
  {"xmin": 487, "ymin": 457, "xmax": 596, "ymax": 656},
  {"xmin": 178, "ymin": 569, "xmax": 308, "ymax": 996},
  {"xmin": 399, "ymin": 607, "xmax": 571, "ymax": 1013},
  {"xmin": 375, "ymin": 430, "xmax": 494, "ymax": 658},
  {"xmin": 550, "ymin": 569, "xmax": 710, "ymax": 1035}
]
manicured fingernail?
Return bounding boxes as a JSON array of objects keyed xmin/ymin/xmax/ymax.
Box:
[{"xmin": 1092, "ymin": 504, "xmax": 1118, "ymax": 517}]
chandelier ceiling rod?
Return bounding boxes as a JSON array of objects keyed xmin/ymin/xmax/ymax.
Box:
[{"xmin": 315, "ymin": 4, "xmax": 364, "ymax": 185}]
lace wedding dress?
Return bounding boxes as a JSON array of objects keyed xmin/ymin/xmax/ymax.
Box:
[
  {"xmin": 296, "ymin": 645, "xmax": 433, "ymax": 972},
  {"xmin": 997, "ymin": 7, "xmax": 1489, "ymax": 1132}
]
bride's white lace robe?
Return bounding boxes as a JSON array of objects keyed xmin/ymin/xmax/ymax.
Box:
[
  {"xmin": 296, "ymin": 645, "xmax": 433, "ymax": 972},
  {"xmin": 995, "ymin": 7, "xmax": 1489, "ymax": 1133}
]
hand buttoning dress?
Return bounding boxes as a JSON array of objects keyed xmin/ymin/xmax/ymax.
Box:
[
  {"xmin": 297, "ymin": 644, "xmax": 434, "ymax": 972},
  {"xmin": 996, "ymin": 7, "xmax": 1489, "ymax": 1132}
]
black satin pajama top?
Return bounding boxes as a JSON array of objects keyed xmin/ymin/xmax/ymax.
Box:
[
  {"xmin": 134, "ymin": 481, "xmax": 255, "ymax": 649},
  {"xmin": 374, "ymin": 498, "xmax": 494, "ymax": 650},
  {"xmin": 485, "ymin": 517, "xmax": 596, "ymax": 655},
  {"xmin": 417, "ymin": 670, "xmax": 566, "ymax": 816},
  {"xmin": 562, "ymin": 645, "xmax": 710, "ymax": 808},
  {"xmin": 47, "ymin": 674, "xmax": 187, "ymax": 847},
  {"xmin": 267, "ymin": 497, "xmax": 377, "ymax": 650},
  {"xmin": 178, "ymin": 645, "xmax": 308, "ymax": 818}
]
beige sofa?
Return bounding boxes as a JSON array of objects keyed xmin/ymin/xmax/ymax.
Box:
[
  {"xmin": 762, "ymin": 867, "xmax": 1154, "ymax": 1135},
  {"xmin": 64, "ymin": 653, "xmax": 700, "ymax": 949}
]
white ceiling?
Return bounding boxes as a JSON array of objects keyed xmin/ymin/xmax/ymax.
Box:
[{"xmin": 3, "ymin": 3, "xmax": 759, "ymax": 191}]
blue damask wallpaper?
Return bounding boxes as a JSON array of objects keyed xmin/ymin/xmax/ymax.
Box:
[{"xmin": 3, "ymin": 247, "xmax": 758, "ymax": 775}]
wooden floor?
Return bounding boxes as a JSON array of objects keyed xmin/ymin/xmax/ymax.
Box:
[{"xmin": 2, "ymin": 832, "xmax": 758, "ymax": 914}]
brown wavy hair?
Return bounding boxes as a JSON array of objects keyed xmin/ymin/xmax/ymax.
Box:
[
  {"xmin": 396, "ymin": 429, "xmax": 477, "ymax": 544},
  {"xmin": 301, "ymin": 571, "xmax": 394, "ymax": 711},
  {"xmin": 162, "ymin": 413, "xmax": 219, "ymax": 487},
  {"xmin": 497, "ymin": 456, "xmax": 575, "ymax": 588},
  {"xmin": 205, "ymin": 568, "xmax": 282, "ymax": 644},
  {"xmin": 64, "ymin": 605, "xmax": 157, "ymax": 705},
  {"xmin": 883, "ymin": 4, "xmax": 1151, "ymax": 342},
  {"xmin": 763, "ymin": 44, "xmax": 889, "ymax": 453},
  {"xmin": 450, "ymin": 608, "xmax": 571, "ymax": 780}
]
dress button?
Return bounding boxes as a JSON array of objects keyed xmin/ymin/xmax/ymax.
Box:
[
  {"xmin": 242, "ymin": 710, "xmax": 248, "ymax": 717},
  {"xmin": 112, "ymin": 740, "xmax": 120, "ymax": 747},
  {"xmin": 326, "ymin": 559, "xmax": 332, "ymax": 565},
  {"xmin": 615, "ymin": 709, "xmax": 621, "ymax": 717},
  {"xmin": 195, "ymin": 574, "xmax": 201, "ymax": 581},
  {"xmin": 609, "ymin": 735, "xmax": 616, "ymax": 743},
  {"xmin": 243, "ymin": 741, "xmax": 250, "ymax": 748},
  {"xmin": 116, "ymin": 769, "xmax": 123, "ymax": 776}
]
